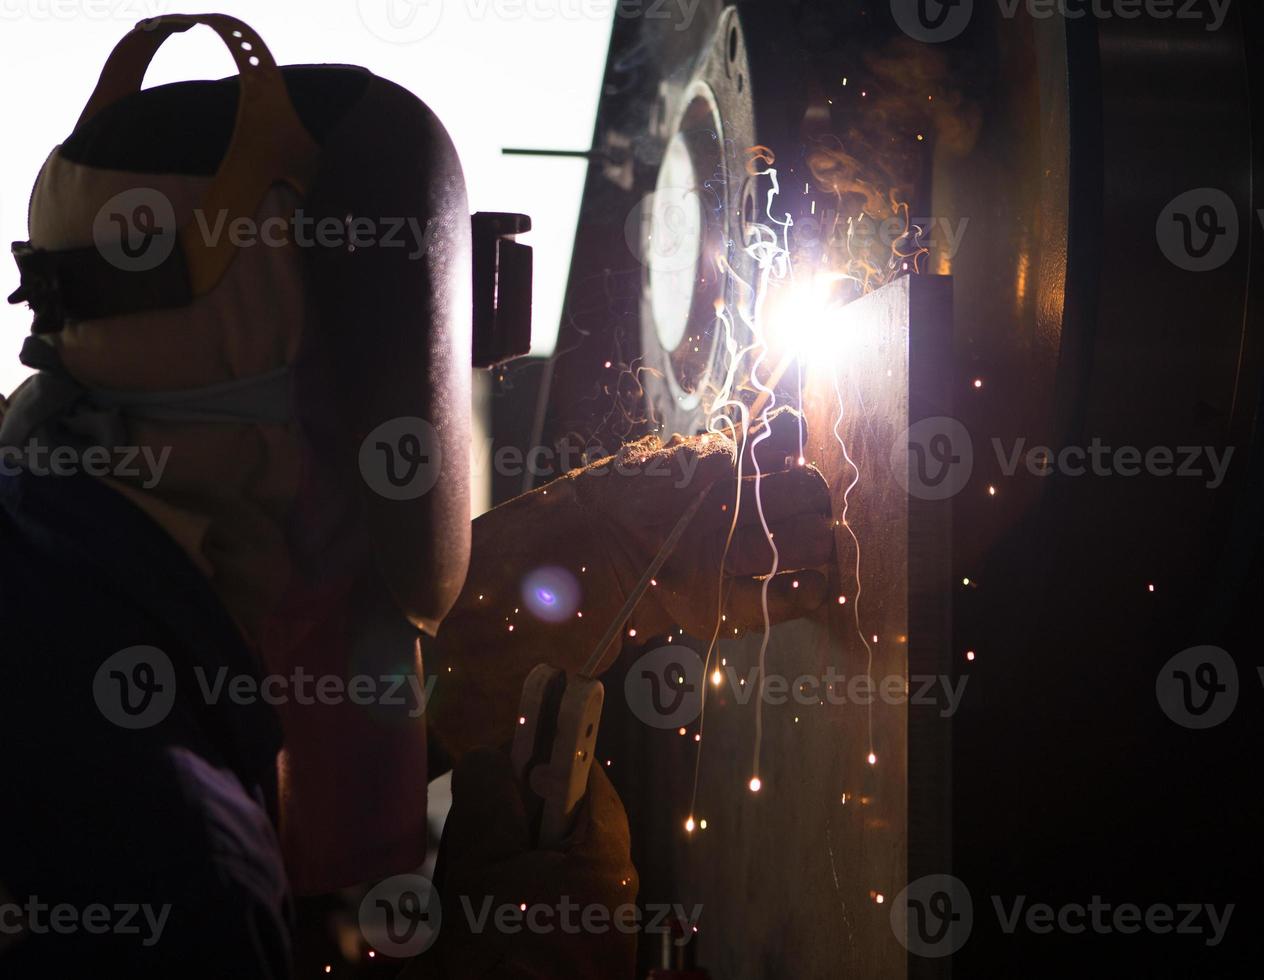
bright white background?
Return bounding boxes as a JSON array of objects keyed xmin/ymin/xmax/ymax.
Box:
[{"xmin": 0, "ymin": 0, "xmax": 614, "ymax": 397}]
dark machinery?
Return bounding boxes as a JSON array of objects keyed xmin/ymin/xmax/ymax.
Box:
[{"xmin": 532, "ymin": 1, "xmax": 1264, "ymax": 976}]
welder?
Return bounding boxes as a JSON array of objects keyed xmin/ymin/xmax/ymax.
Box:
[{"xmin": 0, "ymin": 15, "xmax": 832, "ymax": 978}]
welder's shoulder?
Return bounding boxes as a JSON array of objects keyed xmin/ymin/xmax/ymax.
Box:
[
  {"xmin": 0, "ymin": 743, "xmax": 293, "ymax": 977},
  {"xmin": 0, "ymin": 475, "xmax": 292, "ymax": 977}
]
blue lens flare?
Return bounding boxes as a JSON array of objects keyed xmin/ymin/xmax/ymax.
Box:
[{"xmin": 521, "ymin": 567, "xmax": 580, "ymax": 623}]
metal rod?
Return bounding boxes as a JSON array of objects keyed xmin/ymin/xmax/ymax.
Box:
[
  {"xmin": 711, "ymin": 346, "xmax": 798, "ymax": 443},
  {"xmin": 581, "ymin": 489, "xmax": 709, "ymax": 678},
  {"xmin": 502, "ymin": 147, "xmax": 602, "ymax": 159}
]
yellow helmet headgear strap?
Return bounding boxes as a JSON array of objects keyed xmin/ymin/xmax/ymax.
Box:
[
  {"xmin": 7, "ymin": 13, "xmax": 320, "ymax": 332},
  {"xmin": 78, "ymin": 12, "xmax": 321, "ymax": 296}
]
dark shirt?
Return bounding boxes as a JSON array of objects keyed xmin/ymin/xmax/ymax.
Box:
[{"xmin": 0, "ymin": 470, "xmax": 291, "ymax": 977}]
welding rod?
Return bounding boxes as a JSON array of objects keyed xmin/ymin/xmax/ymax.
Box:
[
  {"xmin": 580, "ymin": 489, "xmax": 709, "ymax": 679},
  {"xmin": 712, "ymin": 346, "xmax": 799, "ymax": 444},
  {"xmin": 577, "ymin": 346, "xmax": 799, "ymax": 678}
]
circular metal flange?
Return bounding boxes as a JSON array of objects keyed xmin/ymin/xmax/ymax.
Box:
[{"xmin": 636, "ymin": 6, "xmax": 756, "ymax": 436}]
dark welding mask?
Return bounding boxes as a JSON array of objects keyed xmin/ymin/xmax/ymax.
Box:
[{"xmin": 2, "ymin": 13, "xmax": 531, "ymax": 636}]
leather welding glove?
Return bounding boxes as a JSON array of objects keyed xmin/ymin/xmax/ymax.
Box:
[
  {"xmin": 403, "ymin": 747, "xmax": 639, "ymax": 980},
  {"xmin": 569, "ymin": 406, "xmax": 833, "ymax": 644},
  {"xmin": 426, "ymin": 407, "xmax": 833, "ymax": 757}
]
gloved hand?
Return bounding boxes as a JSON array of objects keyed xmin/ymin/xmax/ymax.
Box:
[
  {"xmin": 568, "ymin": 406, "xmax": 832, "ymax": 647},
  {"xmin": 405, "ymin": 748, "xmax": 639, "ymax": 980},
  {"xmin": 426, "ymin": 407, "xmax": 833, "ymax": 757}
]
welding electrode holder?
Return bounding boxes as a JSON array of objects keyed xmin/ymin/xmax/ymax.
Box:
[
  {"xmin": 646, "ymin": 916, "xmax": 710, "ymax": 980},
  {"xmin": 511, "ymin": 664, "xmax": 605, "ymax": 850}
]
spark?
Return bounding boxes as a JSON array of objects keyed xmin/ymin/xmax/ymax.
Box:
[{"xmin": 830, "ymin": 352, "xmax": 877, "ymax": 784}]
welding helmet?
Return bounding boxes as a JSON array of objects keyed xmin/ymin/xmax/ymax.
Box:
[{"xmin": 1, "ymin": 13, "xmax": 532, "ymax": 636}]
